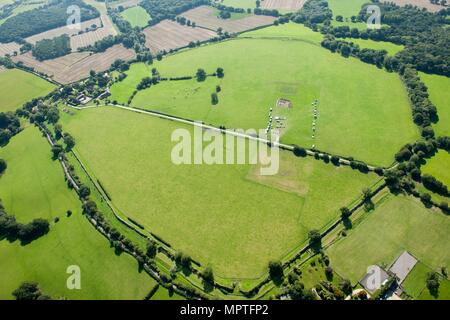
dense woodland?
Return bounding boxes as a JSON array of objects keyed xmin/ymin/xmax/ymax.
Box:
[
  {"xmin": 297, "ymin": 0, "xmax": 450, "ymax": 76},
  {"xmin": 32, "ymin": 34, "xmax": 71, "ymax": 61},
  {"xmin": 0, "ymin": 0, "xmax": 99, "ymax": 43}
]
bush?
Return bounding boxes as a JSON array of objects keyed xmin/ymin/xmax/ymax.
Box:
[
  {"xmin": 0, "ymin": 158, "xmax": 6, "ymax": 174},
  {"xmin": 268, "ymin": 260, "xmax": 283, "ymax": 280}
]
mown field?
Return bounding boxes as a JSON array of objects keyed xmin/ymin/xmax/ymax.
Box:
[
  {"xmin": 61, "ymin": 106, "xmax": 377, "ymax": 279},
  {"xmin": 120, "ymin": 6, "xmax": 151, "ymax": 28},
  {"xmin": 328, "ymin": 0, "xmax": 368, "ymax": 29},
  {"xmin": 420, "ymin": 72, "xmax": 450, "ymax": 137},
  {"xmin": 343, "ymin": 38, "xmax": 404, "ymax": 55},
  {"xmin": 0, "ymin": 126, "xmax": 156, "ymax": 299},
  {"xmin": 327, "ymin": 194, "xmax": 450, "ymax": 284},
  {"xmin": 219, "ymin": 0, "xmax": 257, "ymax": 9},
  {"xmin": 0, "ymin": 68, "xmax": 55, "ymax": 112},
  {"xmin": 240, "ymin": 22, "xmax": 324, "ymax": 44},
  {"xmin": 110, "ymin": 37, "xmax": 416, "ymax": 166},
  {"xmin": 421, "ymin": 150, "xmax": 450, "ymax": 187}
]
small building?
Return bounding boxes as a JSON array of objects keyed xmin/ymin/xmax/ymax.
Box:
[
  {"xmin": 360, "ymin": 265, "xmax": 390, "ymax": 294},
  {"xmin": 389, "ymin": 251, "xmax": 418, "ymax": 284},
  {"xmin": 276, "ymin": 98, "xmax": 293, "ymax": 108}
]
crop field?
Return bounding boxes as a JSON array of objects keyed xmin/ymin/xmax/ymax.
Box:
[
  {"xmin": 143, "ymin": 20, "xmax": 217, "ymax": 54},
  {"xmin": 60, "ymin": 106, "xmax": 377, "ymax": 278},
  {"xmin": 180, "ymin": 5, "xmax": 277, "ymax": 33},
  {"xmin": 0, "ymin": 41, "xmax": 20, "ymax": 56},
  {"xmin": 120, "ymin": 6, "xmax": 150, "ymax": 28},
  {"xmin": 261, "ymin": 0, "xmax": 306, "ymax": 11},
  {"xmin": 420, "ymin": 72, "xmax": 450, "ymax": 137},
  {"xmin": 421, "ymin": 150, "xmax": 450, "ymax": 187},
  {"xmin": 0, "ymin": 126, "xmax": 156, "ymax": 299},
  {"xmin": 0, "ymin": 68, "xmax": 55, "ymax": 112},
  {"xmin": 24, "ymin": 18, "xmax": 102, "ymax": 44},
  {"xmin": 12, "ymin": 44, "xmax": 135, "ymax": 84},
  {"xmin": 111, "ymin": 37, "xmax": 416, "ymax": 166},
  {"xmin": 327, "ymin": 195, "xmax": 450, "ymax": 283},
  {"xmin": 385, "ymin": 0, "xmax": 445, "ymax": 13}
]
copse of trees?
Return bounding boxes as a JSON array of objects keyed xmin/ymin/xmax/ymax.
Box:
[
  {"xmin": 0, "ymin": 203, "xmax": 50, "ymax": 244},
  {"xmin": 0, "ymin": 158, "xmax": 6, "ymax": 174},
  {"xmin": 291, "ymin": 0, "xmax": 332, "ymax": 24},
  {"xmin": 32, "ymin": 34, "xmax": 71, "ymax": 61},
  {"xmin": 0, "ymin": 111, "xmax": 21, "ymax": 146},
  {"xmin": 12, "ymin": 282, "xmax": 51, "ymax": 300},
  {"xmin": 422, "ymin": 174, "xmax": 449, "ymax": 196},
  {"xmin": 0, "ymin": 0, "xmax": 99, "ymax": 43}
]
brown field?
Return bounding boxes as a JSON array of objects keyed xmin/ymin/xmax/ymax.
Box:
[
  {"xmin": 261, "ymin": 0, "xmax": 306, "ymax": 11},
  {"xmin": 12, "ymin": 44, "xmax": 135, "ymax": 84},
  {"xmin": 70, "ymin": 14, "xmax": 118, "ymax": 50},
  {"xmin": 180, "ymin": 5, "xmax": 276, "ymax": 33},
  {"xmin": 0, "ymin": 42, "xmax": 20, "ymax": 57},
  {"xmin": 25, "ymin": 18, "xmax": 102, "ymax": 44},
  {"xmin": 143, "ymin": 20, "xmax": 217, "ymax": 54},
  {"xmin": 385, "ymin": 0, "xmax": 445, "ymax": 12}
]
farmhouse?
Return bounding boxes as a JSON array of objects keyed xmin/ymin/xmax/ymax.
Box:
[{"xmin": 359, "ymin": 265, "xmax": 390, "ymax": 294}]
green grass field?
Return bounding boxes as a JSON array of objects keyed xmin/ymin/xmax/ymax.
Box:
[
  {"xmin": 240, "ymin": 22, "xmax": 325, "ymax": 44},
  {"xmin": 421, "ymin": 150, "xmax": 450, "ymax": 187},
  {"xmin": 0, "ymin": 68, "xmax": 55, "ymax": 112},
  {"xmin": 343, "ymin": 38, "xmax": 404, "ymax": 55},
  {"xmin": 60, "ymin": 106, "xmax": 377, "ymax": 279},
  {"xmin": 327, "ymin": 195, "xmax": 450, "ymax": 284},
  {"xmin": 403, "ymin": 262, "xmax": 450, "ymax": 300},
  {"xmin": 420, "ymin": 72, "xmax": 450, "ymax": 137},
  {"xmin": 119, "ymin": 6, "xmax": 151, "ymax": 28},
  {"xmin": 110, "ymin": 38, "xmax": 417, "ymax": 166},
  {"xmin": 328, "ymin": 0, "xmax": 367, "ymax": 18},
  {"xmin": 0, "ymin": 125, "xmax": 157, "ymax": 299},
  {"xmin": 328, "ymin": 0, "xmax": 369, "ymax": 30}
]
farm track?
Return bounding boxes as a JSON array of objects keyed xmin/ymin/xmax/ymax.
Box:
[
  {"xmin": 180, "ymin": 5, "xmax": 277, "ymax": 33},
  {"xmin": 143, "ymin": 20, "xmax": 217, "ymax": 54}
]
